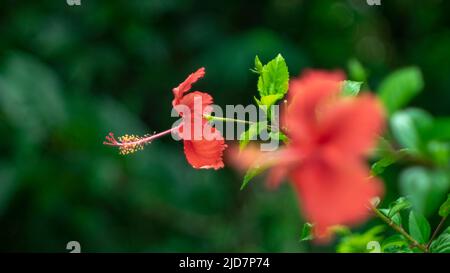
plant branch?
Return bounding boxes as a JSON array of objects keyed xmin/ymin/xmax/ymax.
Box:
[
  {"xmin": 426, "ymin": 215, "xmax": 448, "ymax": 250},
  {"xmin": 204, "ymin": 114, "xmax": 279, "ymax": 131},
  {"xmin": 370, "ymin": 204, "xmax": 428, "ymax": 252},
  {"xmin": 204, "ymin": 114, "xmax": 255, "ymax": 125}
]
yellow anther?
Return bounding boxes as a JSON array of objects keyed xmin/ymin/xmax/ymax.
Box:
[{"xmin": 117, "ymin": 134, "xmax": 144, "ymax": 155}]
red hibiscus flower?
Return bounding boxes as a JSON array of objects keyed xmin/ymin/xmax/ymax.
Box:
[
  {"xmin": 231, "ymin": 69, "xmax": 385, "ymax": 241},
  {"xmin": 104, "ymin": 67, "xmax": 226, "ymax": 170}
]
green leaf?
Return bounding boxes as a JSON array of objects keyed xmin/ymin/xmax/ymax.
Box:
[
  {"xmin": 336, "ymin": 225, "xmax": 385, "ymax": 253},
  {"xmin": 382, "ymin": 235, "xmax": 410, "ymax": 253},
  {"xmin": 439, "ymin": 194, "xmax": 450, "ymax": 217},
  {"xmin": 378, "ymin": 67, "xmax": 424, "ymax": 115},
  {"xmin": 239, "ymin": 122, "xmax": 265, "ymax": 151},
  {"xmin": 299, "ymin": 222, "xmax": 314, "ymax": 241},
  {"xmin": 253, "ymin": 55, "xmax": 263, "ymax": 74},
  {"xmin": 430, "ymin": 227, "xmax": 450, "ymax": 253},
  {"xmin": 258, "ymin": 94, "xmax": 285, "ymax": 108},
  {"xmin": 400, "ymin": 167, "xmax": 449, "ymax": 216},
  {"xmin": 408, "ymin": 210, "xmax": 431, "ymax": 244},
  {"xmin": 371, "ymin": 154, "xmax": 397, "ymax": 176},
  {"xmin": 329, "ymin": 225, "xmax": 352, "ymax": 236},
  {"xmin": 240, "ymin": 165, "xmax": 266, "ymax": 190},
  {"xmin": 348, "ymin": 59, "xmax": 367, "ymax": 82},
  {"xmin": 387, "ymin": 197, "xmax": 412, "ymax": 218},
  {"xmin": 341, "ymin": 80, "xmax": 362, "ymax": 97},
  {"xmin": 392, "ymin": 212, "xmax": 403, "ymax": 227},
  {"xmin": 390, "ymin": 108, "xmax": 433, "ymax": 154},
  {"xmin": 398, "ymin": 166, "xmax": 450, "ymax": 221},
  {"xmin": 371, "ymin": 137, "xmax": 399, "ymax": 176},
  {"xmin": 427, "ymin": 141, "xmax": 450, "ymax": 167},
  {"xmin": 379, "ymin": 208, "xmax": 402, "ymax": 226},
  {"xmin": 269, "ymin": 131, "xmax": 288, "ymax": 144},
  {"xmin": 257, "ymin": 54, "xmax": 289, "ymax": 98}
]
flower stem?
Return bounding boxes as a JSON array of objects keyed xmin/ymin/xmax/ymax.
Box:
[
  {"xmin": 204, "ymin": 114, "xmax": 279, "ymax": 131},
  {"xmin": 426, "ymin": 215, "xmax": 447, "ymax": 250},
  {"xmin": 204, "ymin": 114, "xmax": 255, "ymax": 125},
  {"xmin": 370, "ymin": 204, "xmax": 428, "ymax": 252}
]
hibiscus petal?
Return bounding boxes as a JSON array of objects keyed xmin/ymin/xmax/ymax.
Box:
[
  {"xmin": 176, "ymin": 115, "xmax": 206, "ymax": 141},
  {"xmin": 319, "ymin": 94, "xmax": 385, "ymax": 157},
  {"xmin": 286, "ymin": 70, "xmax": 344, "ymax": 144},
  {"xmin": 291, "ymin": 153, "xmax": 383, "ymax": 242},
  {"xmin": 183, "ymin": 122, "xmax": 227, "ymax": 170},
  {"xmin": 288, "ymin": 69, "xmax": 345, "ymax": 98},
  {"xmin": 175, "ymin": 91, "xmax": 213, "ymax": 115},
  {"xmin": 172, "ymin": 67, "xmax": 205, "ymax": 104},
  {"xmin": 174, "ymin": 91, "xmax": 214, "ymax": 142},
  {"xmin": 267, "ymin": 165, "xmax": 289, "ymax": 189}
]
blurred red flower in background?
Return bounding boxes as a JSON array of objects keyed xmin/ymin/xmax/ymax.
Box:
[{"xmin": 231, "ymin": 69, "xmax": 385, "ymax": 241}]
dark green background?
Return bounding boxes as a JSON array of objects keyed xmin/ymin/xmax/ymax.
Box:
[{"xmin": 0, "ymin": 0, "xmax": 449, "ymax": 252}]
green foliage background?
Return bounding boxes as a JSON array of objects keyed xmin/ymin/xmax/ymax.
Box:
[{"xmin": 0, "ymin": 0, "xmax": 449, "ymax": 252}]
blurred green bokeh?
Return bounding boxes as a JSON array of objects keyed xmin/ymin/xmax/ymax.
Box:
[{"xmin": 0, "ymin": 0, "xmax": 449, "ymax": 252}]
